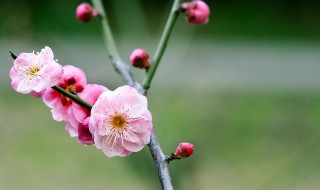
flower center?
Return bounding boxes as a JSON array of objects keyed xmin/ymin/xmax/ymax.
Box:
[
  {"xmin": 111, "ymin": 114, "xmax": 127, "ymax": 129},
  {"xmin": 65, "ymin": 85, "xmax": 73, "ymax": 92},
  {"xmin": 29, "ymin": 66, "xmax": 40, "ymax": 76}
]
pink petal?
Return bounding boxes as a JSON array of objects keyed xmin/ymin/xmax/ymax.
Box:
[
  {"xmin": 65, "ymin": 122, "xmax": 78, "ymax": 137},
  {"xmin": 78, "ymin": 118, "xmax": 94, "ymax": 145}
]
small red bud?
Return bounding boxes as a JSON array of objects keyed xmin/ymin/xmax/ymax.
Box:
[
  {"xmin": 130, "ymin": 48, "xmax": 150, "ymax": 69},
  {"xmin": 173, "ymin": 142, "xmax": 194, "ymax": 158},
  {"xmin": 76, "ymin": 3, "xmax": 99, "ymax": 23},
  {"xmin": 181, "ymin": 0, "xmax": 210, "ymax": 25}
]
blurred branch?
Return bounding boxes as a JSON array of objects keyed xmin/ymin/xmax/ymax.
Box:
[
  {"xmin": 142, "ymin": 0, "xmax": 183, "ymax": 92},
  {"xmin": 91, "ymin": 0, "xmax": 141, "ymax": 90}
]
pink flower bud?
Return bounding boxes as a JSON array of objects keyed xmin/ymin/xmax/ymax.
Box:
[
  {"xmin": 181, "ymin": 0, "xmax": 210, "ymax": 25},
  {"xmin": 173, "ymin": 142, "xmax": 194, "ymax": 158},
  {"xmin": 130, "ymin": 48, "xmax": 150, "ymax": 69},
  {"xmin": 76, "ymin": 3, "xmax": 99, "ymax": 23}
]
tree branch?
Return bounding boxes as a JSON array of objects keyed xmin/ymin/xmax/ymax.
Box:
[
  {"xmin": 148, "ymin": 130, "xmax": 174, "ymax": 190},
  {"xmin": 91, "ymin": 0, "xmax": 141, "ymax": 91},
  {"xmin": 92, "ymin": 0, "xmax": 182, "ymax": 189},
  {"xmin": 142, "ymin": 0, "xmax": 183, "ymax": 92}
]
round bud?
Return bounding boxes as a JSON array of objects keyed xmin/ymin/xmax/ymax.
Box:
[
  {"xmin": 130, "ymin": 48, "xmax": 150, "ymax": 69},
  {"xmin": 181, "ymin": 0, "xmax": 210, "ymax": 25},
  {"xmin": 173, "ymin": 142, "xmax": 194, "ymax": 158},
  {"xmin": 76, "ymin": 3, "xmax": 99, "ymax": 23}
]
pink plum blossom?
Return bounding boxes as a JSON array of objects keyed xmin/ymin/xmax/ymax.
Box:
[
  {"xmin": 76, "ymin": 3, "xmax": 99, "ymax": 22},
  {"xmin": 78, "ymin": 117, "xmax": 94, "ymax": 145},
  {"xmin": 89, "ymin": 85, "xmax": 153, "ymax": 157},
  {"xmin": 9, "ymin": 46, "xmax": 63, "ymax": 97},
  {"xmin": 181, "ymin": 0, "xmax": 210, "ymax": 25},
  {"xmin": 130, "ymin": 48, "xmax": 150, "ymax": 69},
  {"xmin": 43, "ymin": 65, "xmax": 87, "ymax": 121},
  {"xmin": 65, "ymin": 117, "xmax": 94, "ymax": 145},
  {"xmin": 65, "ymin": 84, "xmax": 108, "ymax": 145}
]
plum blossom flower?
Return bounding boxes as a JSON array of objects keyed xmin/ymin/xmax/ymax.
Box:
[
  {"xmin": 66, "ymin": 117, "xmax": 94, "ymax": 145},
  {"xmin": 43, "ymin": 65, "xmax": 87, "ymax": 121},
  {"xmin": 65, "ymin": 84, "xmax": 108, "ymax": 145},
  {"xmin": 89, "ymin": 85, "xmax": 153, "ymax": 157},
  {"xmin": 9, "ymin": 46, "xmax": 63, "ymax": 97},
  {"xmin": 181, "ymin": 0, "xmax": 210, "ymax": 25}
]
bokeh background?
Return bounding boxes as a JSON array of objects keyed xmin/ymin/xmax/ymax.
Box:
[{"xmin": 1, "ymin": 0, "xmax": 320, "ymax": 189}]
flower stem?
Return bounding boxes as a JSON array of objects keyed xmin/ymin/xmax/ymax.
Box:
[
  {"xmin": 148, "ymin": 130, "xmax": 174, "ymax": 190},
  {"xmin": 91, "ymin": 0, "xmax": 120, "ymax": 63},
  {"xmin": 10, "ymin": 51, "xmax": 17, "ymax": 59},
  {"xmin": 142, "ymin": 0, "xmax": 183, "ymax": 90},
  {"xmin": 91, "ymin": 0, "xmax": 141, "ymax": 89},
  {"xmin": 51, "ymin": 86, "xmax": 92, "ymax": 109}
]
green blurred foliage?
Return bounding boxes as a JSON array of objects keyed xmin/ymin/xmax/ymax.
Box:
[
  {"xmin": 1, "ymin": 0, "xmax": 320, "ymax": 39},
  {"xmin": 1, "ymin": 88, "xmax": 320, "ymax": 189}
]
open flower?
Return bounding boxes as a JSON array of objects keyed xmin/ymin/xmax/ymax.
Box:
[
  {"xmin": 66, "ymin": 117, "xmax": 94, "ymax": 145},
  {"xmin": 9, "ymin": 46, "xmax": 63, "ymax": 97},
  {"xmin": 89, "ymin": 85, "xmax": 153, "ymax": 157},
  {"xmin": 65, "ymin": 84, "xmax": 108, "ymax": 145},
  {"xmin": 43, "ymin": 65, "xmax": 87, "ymax": 121}
]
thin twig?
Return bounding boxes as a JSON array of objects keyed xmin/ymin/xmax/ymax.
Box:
[
  {"xmin": 142, "ymin": 0, "xmax": 183, "ymax": 92},
  {"xmin": 91, "ymin": 0, "xmax": 141, "ymax": 90},
  {"xmin": 51, "ymin": 86, "xmax": 92, "ymax": 109}
]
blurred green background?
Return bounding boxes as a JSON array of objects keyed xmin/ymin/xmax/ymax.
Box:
[{"xmin": 1, "ymin": 0, "xmax": 320, "ymax": 189}]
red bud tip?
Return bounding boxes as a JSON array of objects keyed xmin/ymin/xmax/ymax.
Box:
[
  {"xmin": 173, "ymin": 142, "xmax": 194, "ymax": 158},
  {"xmin": 130, "ymin": 48, "xmax": 150, "ymax": 69},
  {"xmin": 181, "ymin": 0, "xmax": 210, "ymax": 25},
  {"xmin": 76, "ymin": 3, "xmax": 99, "ymax": 23}
]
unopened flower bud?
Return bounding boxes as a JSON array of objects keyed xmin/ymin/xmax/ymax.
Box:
[
  {"xmin": 181, "ymin": 0, "xmax": 210, "ymax": 25},
  {"xmin": 173, "ymin": 142, "xmax": 194, "ymax": 158},
  {"xmin": 130, "ymin": 48, "xmax": 150, "ymax": 69},
  {"xmin": 76, "ymin": 3, "xmax": 99, "ymax": 23}
]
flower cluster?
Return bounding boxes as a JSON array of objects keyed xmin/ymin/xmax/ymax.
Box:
[{"xmin": 9, "ymin": 47, "xmax": 153, "ymax": 157}]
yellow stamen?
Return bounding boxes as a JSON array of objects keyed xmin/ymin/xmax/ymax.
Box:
[
  {"xmin": 111, "ymin": 114, "xmax": 127, "ymax": 129},
  {"xmin": 29, "ymin": 66, "xmax": 40, "ymax": 76}
]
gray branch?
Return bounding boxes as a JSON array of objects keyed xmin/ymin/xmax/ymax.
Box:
[
  {"xmin": 113, "ymin": 59, "xmax": 174, "ymax": 190},
  {"xmin": 91, "ymin": 0, "xmax": 175, "ymax": 189}
]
